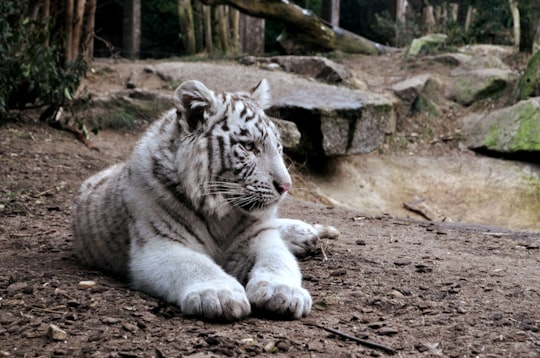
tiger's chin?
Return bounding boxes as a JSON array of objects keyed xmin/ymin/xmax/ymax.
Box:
[{"xmin": 225, "ymin": 195, "xmax": 283, "ymax": 216}]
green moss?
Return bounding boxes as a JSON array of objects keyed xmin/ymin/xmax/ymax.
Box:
[
  {"xmin": 484, "ymin": 121, "xmax": 501, "ymax": 148},
  {"xmin": 482, "ymin": 99, "xmax": 540, "ymax": 152},
  {"xmin": 509, "ymin": 104, "xmax": 540, "ymax": 151},
  {"xmin": 515, "ymin": 51, "xmax": 540, "ymax": 101},
  {"xmin": 412, "ymin": 94, "xmax": 441, "ymax": 117}
]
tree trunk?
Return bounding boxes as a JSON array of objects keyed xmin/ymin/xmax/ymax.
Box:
[
  {"xmin": 239, "ymin": 13, "xmax": 264, "ymax": 54},
  {"xmin": 322, "ymin": 0, "xmax": 340, "ymax": 27},
  {"xmin": 534, "ymin": 18, "xmax": 540, "ymax": 53},
  {"xmin": 122, "ymin": 0, "xmax": 141, "ymax": 59},
  {"xmin": 212, "ymin": 6, "xmax": 229, "ymax": 52},
  {"xmin": 518, "ymin": 0, "xmax": 539, "ymax": 52},
  {"xmin": 44, "ymin": 0, "xmax": 50, "ymax": 46},
  {"xmin": 200, "ymin": 0, "xmax": 390, "ymax": 55},
  {"xmin": 229, "ymin": 7, "xmax": 240, "ymax": 54},
  {"xmin": 72, "ymin": 0, "xmax": 86, "ymax": 60},
  {"xmin": 65, "ymin": 0, "xmax": 74, "ymax": 61},
  {"xmin": 83, "ymin": 0, "xmax": 97, "ymax": 61},
  {"xmin": 203, "ymin": 5, "xmax": 213, "ymax": 53},
  {"xmin": 508, "ymin": 0, "xmax": 520, "ymax": 49},
  {"xmin": 193, "ymin": 1, "xmax": 204, "ymax": 52},
  {"xmin": 178, "ymin": 0, "xmax": 196, "ymax": 54},
  {"xmin": 464, "ymin": 6, "xmax": 476, "ymax": 32},
  {"xmin": 422, "ymin": 5, "xmax": 436, "ymax": 33}
]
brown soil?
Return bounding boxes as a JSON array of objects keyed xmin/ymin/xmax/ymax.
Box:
[{"xmin": 1, "ymin": 53, "xmax": 540, "ymax": 357}]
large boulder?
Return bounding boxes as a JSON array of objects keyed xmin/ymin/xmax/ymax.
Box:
[
  {"xmin": 446, "ymin": 68, "xmax": 516, "ymax": 106},
  {"xmin": 464, "ymin": 97, "xmax": 540, "ymax": 154},
  {"xmin": 449, "ymin": 53, "xmax": 509, "ymax": 77},
  {"xmin": 239, "ymin": 55, "xmax": 353, "ymax": 83},
  {"xmin": 271, "ymin": 88, "xmax": 396, "ymax": 157},
  {"xmin": 149, "ymin": 62, "xmax": 397, "ymax": 157}
]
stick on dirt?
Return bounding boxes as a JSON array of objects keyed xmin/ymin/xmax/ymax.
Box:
[{"xmin": 304, "ymin": 322, "xmax": 396, "ymax": 355}]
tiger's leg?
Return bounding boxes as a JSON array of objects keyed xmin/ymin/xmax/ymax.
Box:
[
  {"xmin": 245, "ymin": 228, "xmax": 312, "ymax": 319},
  {"xmin": 277, "ymin": 218, "xmax": 340, "ymax": 257},
  {"xmin": 129, "ymin": 237, "xmax": 251, "ymax": 321}
]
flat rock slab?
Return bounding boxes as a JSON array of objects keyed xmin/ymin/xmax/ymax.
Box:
[
  {"xmin": 149, "ymin": 62, "xmax": 396, "ymax": 157},
  {"xmin": 239, "ymin": 55, "xmax": 353, "ymax": 83}
]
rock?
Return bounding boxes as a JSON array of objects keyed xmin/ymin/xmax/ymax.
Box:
[
  {"xmin": 513, "ymin": 51, "xmax": 540, "ymax": 101},
  {"xmin": 449, "ymin": 53, "xmax": 509, "ymax": 77},
  {"xmin": 149, "ymin": 62, "xmax": 397, "ymax": 157},
  {"xmin": 391, "ymin": 74, "xmax": 442, "ymax": 117},
  {"xmin": 424, "ymin": 53, "xmax": 472, "ymax": 67},
  {"xmin": 377, "ymin": 327, "xmax": 399, "ymax": 336},
  {"xmin": 122, "ymin": 322, "xmax": 139, "ymax": 333},
  {"xmin": 6, "ymin": 282, "xmax": 29, "ymax": 294},
  {"xmin": 273, "ymin": 118, "xmax": 301, "ymax": 151},
  {"xmin": 47, "ymin": 324, "xmax": 67, "ymax": 341},
  {"xmin": 78, "ymin": 280, "xmax": 96, "ymax": 288},
  {"xmin": 407, "ymin": 34, "xmax": 447, "ymax": 58},
  {"xmin": 413, "ymin": 93, "xmax": 441, "ymax": 117},
  {"xmin": 391, "ymin": 74, "xmax": 432, "ymax": 111},
  {"xmin": 272, "ymin": 88, "xmax": 396, "ymax": 157},
  {"xmin": 464, "ymin": 97, "xmax": 540, "ymax": 154},
  {"xmin": 240, "ymin": 56, "xmax": 353, "ymax": 83},
  {"xmin": 446, "ymin": 68, "xmax": 516, "ymax": 106}
]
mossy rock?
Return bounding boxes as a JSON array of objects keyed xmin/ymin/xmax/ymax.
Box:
[
  {"xmin": 407, "ymin": 34, "xmax": 448, "ymax": 58},
  {"xmin": 446, "ymin": 68, "xmax": 516, "ymax": 106},
  {"xmin": 513, "ymin": 51, "xmax": 540, "ymax": 102},
  {"xmin": 464, "ymin": 98, "xmax": 540, "ymax": 153}
]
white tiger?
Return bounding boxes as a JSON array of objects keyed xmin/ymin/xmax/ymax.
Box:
[{"xmin": 71, "ymin": 79, "xmax": 338, "ymax": 321}]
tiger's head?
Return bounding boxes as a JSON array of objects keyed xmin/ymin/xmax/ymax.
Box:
[{"xmin": 173, "ymin": 79, "xmax": 291, "ymax": 218}]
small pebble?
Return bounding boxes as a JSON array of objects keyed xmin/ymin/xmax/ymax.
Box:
[
  {"xmin": 377, "ymin": 327, "xmax": 398, "ymax": 336},
  {"xmin": 47, "ymin": 324, "xmax": 67, "ymax": 341},
  {"xmin": 78, "ymin": 280, "xmax": 96, "ymax": 288},
  {"xmin": 122, "ymin": 322, "xmax": 138, "ymax": 333},
  {"xmin": 6, "ymin": 282, "xmax": 29, "ymax": 294}
]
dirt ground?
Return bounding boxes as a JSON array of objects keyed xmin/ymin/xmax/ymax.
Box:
[{"xmin": 1, "ymin": 52, "xmax": 540, "ymax": 357}]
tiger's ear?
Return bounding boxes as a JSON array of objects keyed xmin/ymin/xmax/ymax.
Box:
[
  {"xmin": 251, "ymin": 79, "xmax": 271, "ymax": 110},
  {"xmin": 173, "ymin": 80, "xmax": 217, "ymax": 131}
]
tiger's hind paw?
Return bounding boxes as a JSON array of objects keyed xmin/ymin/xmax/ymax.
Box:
[{"xmin": 279, "ymin": 219, "xmax": 340, "ymax": 258}]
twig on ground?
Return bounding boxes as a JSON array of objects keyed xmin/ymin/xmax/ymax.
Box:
[
  {"xmin": 319, "ymin": 241, "xmax": 328, "ymax": 261},
  {"xmin": 304, "ymin": 322, "xmax": 396, "ymax": 355}
]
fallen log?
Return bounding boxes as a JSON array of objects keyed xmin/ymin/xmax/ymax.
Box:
[{"xmin": 200, "ymin": 0, "xmax": 392, "ymax": 55}]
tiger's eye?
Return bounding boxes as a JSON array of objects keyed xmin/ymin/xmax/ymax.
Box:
[{"xmin": 243, "ymin": 142, "xmax": 255, "ymax": 151}]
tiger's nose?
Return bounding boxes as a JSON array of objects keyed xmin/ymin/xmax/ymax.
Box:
[{"xmin": 274, "ymin": 181, "xmax": 291, "ymax": 194}]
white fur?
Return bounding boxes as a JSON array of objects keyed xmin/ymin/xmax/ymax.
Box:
[{"xmin": 72, "ymin": 79, "xmax": 339, "ymax": 321}]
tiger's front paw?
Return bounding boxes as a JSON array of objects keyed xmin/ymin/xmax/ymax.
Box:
[
  {"xmin": 181, "ymin": 281, "xmax": 251, "ymax": 321},
  {"xmin": 246, "ymin": 280, "xmax": 312, "ymax": 319}
]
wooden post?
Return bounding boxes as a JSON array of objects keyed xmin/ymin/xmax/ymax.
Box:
[
  {"xmin": 123, "ymin": 0, "xmax": 140, "ymax": 59},
  {"xmin": 65, "ymin": 0, "xmax": 74, "ymax": 61},
  {"xmin": 178, "ymin": 0, "xmax": 196, "ymax": 54},
  {"xmin": 423, "ymin": 5, "xmax": 435, "ymax": 33},
  {"xmin": 229, "ymin": 7, "xmax": 240, "ymax": 54},
  {"xmin": 464, "ymin": 6, "xmax": 476, "ymax": 32},
  {"xmin": 72, "ymin": 0, "xmax": 87, "ymax": 60},
  {"xmin": 239, "ymin": 13, "xmax": 264, "ymax": 54},
  {"xmin": 203, "ymin": 5, "xmax": 213, "ymax": 53},
  {"xmin": 508, "ymin": 0, "xmax": 520, "ymax": 49},
  {"xmin": 83, "ymin": 0, "xmax": 97, "ymax": 61},
  {"xmin": 322, "ymin": 0, "xmax": 340, "ymax": 27},
  {"xmin": 450, "ymin": 3, "xmax": 459, "ymax": 23}
]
